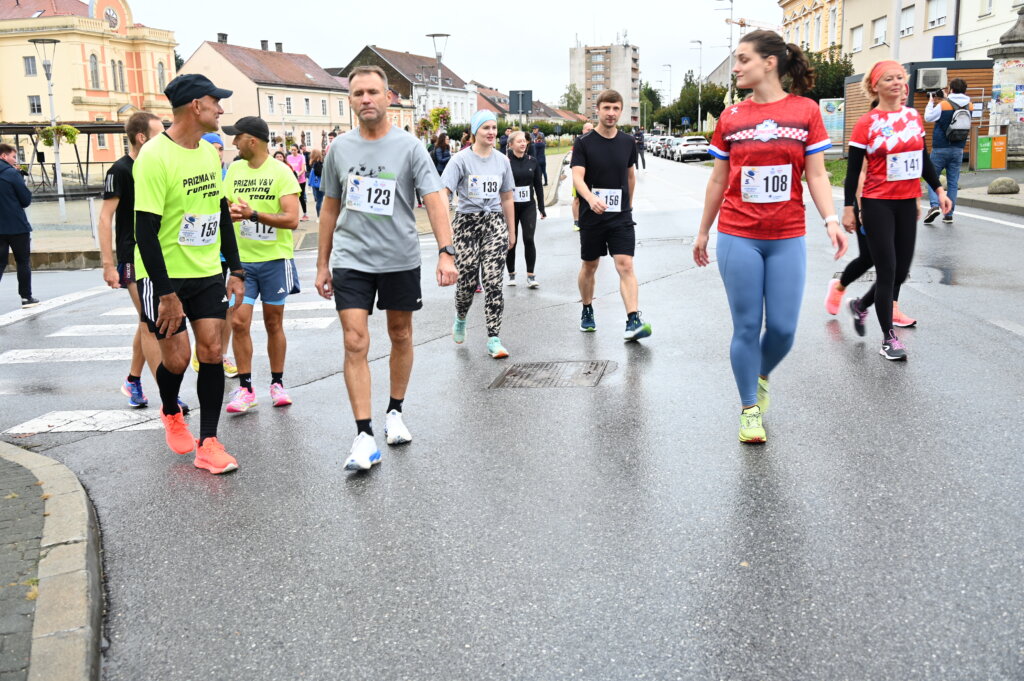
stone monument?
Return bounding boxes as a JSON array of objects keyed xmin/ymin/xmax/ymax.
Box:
[{"xmin": 989, "ymin": 6, "xmax": 1024, "ymax": 162}]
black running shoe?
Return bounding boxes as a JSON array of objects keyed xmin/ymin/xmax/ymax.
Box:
[
  {"xmin": 923, "ymin": 207, "xmax": 941, "ymax": 224},
  {"xmin": 849, "ymin": 298, "xmax": 868, "ymax": 337},
  {"xmin": 880, "ymin": 330, "xmax": 908, "ymax": 361},
  {"xmin": 21, "ymin": 297, "xmax": 40, "ymax": 308}
]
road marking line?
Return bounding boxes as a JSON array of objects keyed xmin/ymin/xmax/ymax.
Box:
[
  {"xmin": 992, "ymin": 319, "xmax": 1024, "ymax": 337},
  {"xmin": 4, "ymin": 409, "xmax": 164, "ymax": 434},
  {"xmin": 101, "ymin": 300, "xmax": 336, "ymax": 316},
  {"xmin": 0, "ymin": 286, "xmax": 110, "ymax": 329},
  {"xmin": 0, "ymin": 347, "xmax": 133, "ymax": 364},
  {"xmin": 954, "ymin": 211, "xmax": 1024, "ymax": 230},
  {"xmin": 50, "ymin": 324, "xmax": 138, "ymax": 337}
]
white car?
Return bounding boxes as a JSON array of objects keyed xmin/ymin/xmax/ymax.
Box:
[
  {"xmin": 664, "ymin": 138, "xmax": 685, "ymax": 160},
  {"xmin": 674, "ymin": 136, "xmax": 711, "ymax": 162}
]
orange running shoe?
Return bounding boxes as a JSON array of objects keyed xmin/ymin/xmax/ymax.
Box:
[
  {"xmin": 825, "ymin": 278, "xmax": 844, "ymax": 315},
  {"xmin": 892, "ymin": 302, "xmax": 917, "ymax": 328},
  {"xmin": 194, "ymin": 437, "xmax": 238, "ymax": 475},
  {"xmin": 161, "ymin": 411, "xmax": 195, "ymax": 455}
]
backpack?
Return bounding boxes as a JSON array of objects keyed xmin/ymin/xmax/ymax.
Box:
[{"xmin": 946, "ymin": 100, "xmax": 972, "ymax": 144}]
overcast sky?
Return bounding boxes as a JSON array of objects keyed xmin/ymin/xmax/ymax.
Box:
[{"xmin": 132, "ymin": 0, "xmax": 783, "ymax": 106}]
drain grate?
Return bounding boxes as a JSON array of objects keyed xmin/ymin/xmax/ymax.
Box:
[
  {"xmin": 637, "ymin": 236, "xmax": 694, "ymax": 247},
  {"xmin": 489, "ymin": 360, "xmax": 610, "ymax": 389}
]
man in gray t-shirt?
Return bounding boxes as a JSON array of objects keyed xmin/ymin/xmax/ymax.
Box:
[{"xmin": 315, "ymin": 65, "xmax": 458, "ymax": 472}]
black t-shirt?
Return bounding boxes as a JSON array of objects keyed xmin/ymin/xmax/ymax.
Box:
[
  {"xmin": 570, "ymin": 130, "xmax": 637, "ymax": 228},
  {"xmin": 103, "ymin": 154, "xmax": 136, "ymax": 264}
]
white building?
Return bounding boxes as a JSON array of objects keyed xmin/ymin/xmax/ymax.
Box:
[{"xmin": 570, "ymin": 43, "xmax": 640, "ymax": 125}]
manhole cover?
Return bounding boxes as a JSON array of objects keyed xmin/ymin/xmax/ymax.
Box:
[{"xmin": 490, "ymin": 360, "xmax": 610, "ymax": 389}]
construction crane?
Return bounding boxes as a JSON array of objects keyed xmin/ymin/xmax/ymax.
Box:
[{"xmin": 726, "ymin": 17, "xmax": 783, "ymax": 33}]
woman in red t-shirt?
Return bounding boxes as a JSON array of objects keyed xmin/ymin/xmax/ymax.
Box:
[
  {"xmin": 694, "ymin": 30, "xmax": 847, "ymax": 444},
  {"xmin": 844, "ymin": 60, "xmax": 951, "ymax": 361}
]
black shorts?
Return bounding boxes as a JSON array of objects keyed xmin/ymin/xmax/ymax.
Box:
[
  {"xmin": 332, "ymin": 267, "xmax": 422, "ymax": 314},
  {"xmin": 580, "ymin": 222, "xmax": 636, "ymax": 261},
  {"xmin": 138, "ymin": 274, "xmax": 229, "ymax": 339}
]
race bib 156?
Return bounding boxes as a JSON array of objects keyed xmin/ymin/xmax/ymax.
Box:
[{"xmin": 593, "ymin": 188, "xmax": 623, "ymax": 212}]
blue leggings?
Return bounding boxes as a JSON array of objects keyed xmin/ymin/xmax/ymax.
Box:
[{"xmin": 717, "ymin": 233, "xmax": 806, "ymax": 407}]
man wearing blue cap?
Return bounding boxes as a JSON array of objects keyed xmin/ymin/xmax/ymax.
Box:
[{"xmin": 132, "ymin": 73, "xmax": 246, "ymax": 474}]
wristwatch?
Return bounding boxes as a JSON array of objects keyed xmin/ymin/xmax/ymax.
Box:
[
  {"xmin": 438, "ymin": 245, "xmax": 456, "ymax": 257},
  {"xmin": 229, "ymin": 269, "xmax": 246, "ymax": 281},
  {"xmin": 250, "ymin": 210, "xmax": 259, "ymax": 223}
]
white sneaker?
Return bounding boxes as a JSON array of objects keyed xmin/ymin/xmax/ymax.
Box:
[
  {"xmin": 344, "ymin": 432, "xmax": 381, "ymax": 470},
  {"xmin": 385, "ymin": 409, "xmax": 412, "ymax": 445}
]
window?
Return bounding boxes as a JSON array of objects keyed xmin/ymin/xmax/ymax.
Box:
[
  {"xmin": 97, "ymin": 133, "xmax": 107, "ymax": 149},
  {"xmin": 303, "ymin": 131, "xmax": 312, "ymax": 147},
  {"xmin": 803, "ymin": 20, "xmax": 811, "ymax": 48},
  {"xmin": 851, "ymin": 25, "xmax": 864, "ymax": 52},
  {"xmin": 593, "ymin": 64, "xmax": 605, "ymax": 72},
  {"xmin": 304, "ymin": 97, "xmax": 310, "ymax": 115},
  {"xmin": 901, "ymin": 6, "xmax": 916, "ymax": 36},
  {"xmin": 593, "ymin": 74, "xmax": 605, "ymax": 82},
  {"xmin": 830, "ymin": 7, "xmax": 838, "ymax": 44},
  {"xmin": 24, "ymin": 56, "xmax": 37, "ymax": 76},
  {"xmin": 122, "ymin": 136, "xmax": 130, "ymax": 155},
  {"xmin": 267, "ymin": 95, "xmax": 275, "ymax": 114},
  {"xmin": 111, "ymin": 60, "xmax": 118, "ymax": 90},
  {"xmin": 873, "ymin": 16, "xmax": 887, "ymax": 45},
  {"xmin": 591, "ymin": 84, "xmax": 602, "ymax": 92},
  {"xmin": 927, "ymin": 0, "xmax": 947, "ymax": 27},
  {"xmin": 979, "ymin": 0, "xmax": 992, "ymax": 13},
  {"xmin": 338, "ymin": 100, "xmax": 344, "ymax": 117},
  {"xmin": 28, "ymin": 95, "xmax": 42, "ymax": 114},
  {"xmin": 157, "ymin": 61, "xmax": 166, "ymax": 91},
  {"xmin": 814, "ymin": 15, "xmax": 821, "ymax": 49},
  {"xmin": 591, "ymin": 53, "xmax": 605, "ymax": 62},
  {"xmin": 784, "ymin": 29, "xmax": 790, "ymax": 43},
  {"xmin": 285, "ymin": 96, "xmax": 292, "ymax": 114},
  {"xmin": 321, "ymin": 98, "xmax": 327, "ymax": 116},
  {"xmin": 90, "ymin": 55, "xmax": 100, "ymax": 88},
  {"xmin": 118, "ymin": 61, "xmax": 125, "ymax": 92}
]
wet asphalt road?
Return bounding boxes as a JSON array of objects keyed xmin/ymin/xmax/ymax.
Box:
[{"xmin": 1, "ymin": 156, "xmax": 1022, "ymax": 680}]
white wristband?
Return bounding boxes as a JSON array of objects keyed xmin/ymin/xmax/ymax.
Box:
[{"xmin": 823, "ymin": 214, "xmax": 840, "ymax": 226}]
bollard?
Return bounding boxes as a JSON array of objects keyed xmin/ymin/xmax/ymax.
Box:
[{"xmin": 88, "ymin": 196, "xmax": 98, "ymax": 248}]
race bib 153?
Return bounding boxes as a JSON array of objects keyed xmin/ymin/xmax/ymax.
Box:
[{"xmin": 178, "ymin": 213, "xmax": 219, "ymax": 247}]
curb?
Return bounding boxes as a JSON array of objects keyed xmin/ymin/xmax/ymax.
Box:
[
  {"xmin": 956, "ymin": 195, "xmax": 1024, "ymax": 217},
  {"xmin": 0, "ymin": 442, "xmax": 102, "ymax": 681}
]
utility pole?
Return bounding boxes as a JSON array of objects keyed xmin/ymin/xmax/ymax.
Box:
[
  {"xmin": 691, "ymin": 41, "xmax": 703, "ymax": 133},
  {"xmin": 427, "ymin": 33, "xmax": 450, "ymax": 129},
  {"xmin": 30, "ymin": 38, "xmax": 65, "ymax": 220}
]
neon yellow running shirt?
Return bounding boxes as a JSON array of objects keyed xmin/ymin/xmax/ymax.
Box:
[
  {"xmin": 224, "ymin": 157, "xmax": 301, "ymax": 263},
  {"xmin": 132, "ymin": 133, "xmax": 224, "ymax": 280}
]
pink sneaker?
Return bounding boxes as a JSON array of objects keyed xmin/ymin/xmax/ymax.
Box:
[
  {"xmin": 270, "ymin": 383, "xmax": 292, "ymax": 407},
  {"xmin": 225, "ymin": 387, "xmax": 258, "ymax": 413},
  {"xmin": 825, "ymin": 278, "xmax": 844, "ymax": 315},
  {"xmin": 892, "ymin": 302, "xmax": 917, "ymax": 328}
]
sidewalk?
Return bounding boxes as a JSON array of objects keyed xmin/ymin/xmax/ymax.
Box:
[
  {"xmin": 15, "ymin": 154, "xmax": 573, "ymax": 270},
  {"xmin": 0, "ymin": 443, "xmax": 103, "ymax": 681}
]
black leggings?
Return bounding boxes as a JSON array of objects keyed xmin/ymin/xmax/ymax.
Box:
[
  {"xmin": 858, "ymin": 198, "xmax": 917, "ymax": 336},
  {"xmin": 839, "ymin": 209, "xmax": 903, "ymax": 301},
  {"xmin": 0, "ymin": 232, "xmax": 33, "ymax": 299},
  {"xmin": 506, "ymin": 203, "xmax": 538, "ymax": 274},
  {"xmin": 298, "ymin": 183, "xmax": 307, "ymax": 214}
]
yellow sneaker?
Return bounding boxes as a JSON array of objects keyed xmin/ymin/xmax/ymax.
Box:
[
  {"xmin": 189, "ymin": 345, "xmax": 200, "ymax": 373},
  {"xmin": 739, "ymin": 405, "xmax": 766, "ymax": 444},
  {"xmin": 222, "ymin": 355, "xmax": 238, "ymax": 378},
  {"xmin": 757, "ymin": 377, "xmax": 770, "ymax": 414}
]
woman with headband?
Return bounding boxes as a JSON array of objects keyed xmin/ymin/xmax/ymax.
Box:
[
  {"xmin": 694, "ymin": 30, "xmax": 847, "ymax": 444},
  {"xmin": 845, "ymin": 60, "xmax": 951, "ymax": 361},
  {"xmin": 441, "ymin": 110, "xmax": 516, "ymax": 358},
  {"xmin": 505, "ymin": 130, "xmax": 547, "ymax": 288}
]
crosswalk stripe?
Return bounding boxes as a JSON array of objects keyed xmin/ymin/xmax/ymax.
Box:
[
  {"xmin": 0, "ymin": 347, "xmax": 133, "ymax": 364},
  {"xmin": 51, "ymin": 316, "xmax": 335, "ymax": 337},
  {"xmin": 4, "ymin": 410, "xmax": 164, "ymax": 434},
  {"xmin": 101, "ymin": 300, "xmax": 336, "ymax": 316},
  {"xmin": 0, "ymin": 286, "xmax": 111, "ymax": 329}
]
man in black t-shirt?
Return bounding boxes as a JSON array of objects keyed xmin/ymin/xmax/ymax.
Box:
[
  {"xmin": 98, "ymin": 111, "xmax": 178, "ymax": 409},
  {"xmin": 571, "ymin": 90, "xmax": 651, "ymax": 341}
]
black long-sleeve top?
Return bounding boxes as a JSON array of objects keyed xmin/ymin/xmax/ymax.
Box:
[
  {"xmin": 506, "ymin": 152, "xmax": 546, "ymax": 216},
  {"xmin": 136, "ymin": 197, "xmax": 241, "ymax": 297},
  {"xmin": 844, "ymin": 145, "xmax": 942, "ymax": 207}
]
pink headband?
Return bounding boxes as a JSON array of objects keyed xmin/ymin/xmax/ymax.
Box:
[{"xmin": 870, "ymin": 61, "xmax": 904, "ymax": 88}]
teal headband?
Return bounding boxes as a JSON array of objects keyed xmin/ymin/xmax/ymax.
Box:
[{"xmin": 471, "ymin": 110, "xmax": 497, "ymax": 135}]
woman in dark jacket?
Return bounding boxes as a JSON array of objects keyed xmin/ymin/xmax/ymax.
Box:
[
  {"xmin": 432, "ymin": 132, "xmax": 451, "ymax": 175},
  {"xmin": 504, "ymin": 131, "xmax": 546, "ymax": 288}
]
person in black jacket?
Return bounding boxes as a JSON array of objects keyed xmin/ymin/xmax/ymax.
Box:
[
  {"xmin": 0, "ymin": 143, "xmax": 38, "ymax": 307},
  {"xmin": 505, "ymin": 131, "xmax": 546, "ymax": 288}
]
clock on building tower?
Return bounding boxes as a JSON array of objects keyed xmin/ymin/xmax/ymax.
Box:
[{"xmin": 105, "ymin": 7, "xmax": 119, "ymax": 29}]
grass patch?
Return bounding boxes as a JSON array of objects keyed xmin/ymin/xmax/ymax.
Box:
[{"xmin": 825, "ymin": 158, "xmax": 847, "ymax": 187}]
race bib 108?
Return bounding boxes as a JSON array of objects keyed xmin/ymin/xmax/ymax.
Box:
[
  {"xmin": 741, "ymin": 164, "xmax": 792, "ymax": 203},
  {"xmin": 178, "ymin": 213, "xmax": 219, "ymax": 247},
  {"xmin": 346, "ymin": 174, "xmax": 396, "ymax": 216}
]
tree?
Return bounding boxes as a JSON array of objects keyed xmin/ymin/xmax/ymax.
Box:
[
  {"xmin": 174, "ymin": 50, "xmax": 184, "ymax": 72},
  {"xmin": 641, "ymin": 81, "xmax": 661, "ymax": 112},
  {"xmin": 559, "ymin": 83, "xmax": 582, "ymax": 113},
  {"xmin": 802, "ymin": 46, "xmax": 854, "ymax": 101}
]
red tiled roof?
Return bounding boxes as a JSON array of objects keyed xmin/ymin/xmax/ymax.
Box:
[
  {"xmin": 369, "ymin": 45, "xmax": 467, "ymax": 89},
  {"xmin": 205, "ymin": 41, "xmax": 345, "ymax": 91},
  {"xmin": 0, "ymin": 0, "xmax": 88, "ymax": 19}
]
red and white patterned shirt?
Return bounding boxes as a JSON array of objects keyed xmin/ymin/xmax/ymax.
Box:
[
  {"xmin": 710, "ymin": 94, "xmax": 831, "ymax": 240},
  {"xmin": 849, "ymin": 106, "xmax": 926, "ymax": 201}
]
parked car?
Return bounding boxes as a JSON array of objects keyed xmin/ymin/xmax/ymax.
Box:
[
  {"xmin": 646, "ymin": 135, "xmax": 666, "ymax": 153},
  {"xmin": 664, "ymin": 138, "xmax": 684, "ymax": 160},
  {"xmin": 674, "ymin": 136, "xmax": 711, "ymax": 162},
  {"xmin": 655, "ymin": 137, "xmax": 675, "ymax": 158}
]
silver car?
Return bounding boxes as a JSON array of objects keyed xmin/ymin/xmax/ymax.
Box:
[{"xmin": 674, "ymin": 136, "xmax": 711, "ymax": 162}]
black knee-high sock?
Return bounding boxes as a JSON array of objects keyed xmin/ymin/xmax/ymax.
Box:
[
  {"xmin": 197, "ymin": 362, "xmax": 223, "ymax": 443},
  {"xmin": 157, "ymin": 364, "xmax": 185, "ymax": 415}
]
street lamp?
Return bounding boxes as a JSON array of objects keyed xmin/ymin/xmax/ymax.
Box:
[
  {"xmin": 426, "ymin": 33, "xmax": 450, "ymax": 126},
  {"xmin": 29, "ymin": 38, "xmax": 65, "ymax": 221},
  {"xmin": 690, "ymin": 41, "xmax": 703, "ymax": 133},
  {"xmin": 716, "ymin": 0, "xmax": 735, "ymax": 105}
]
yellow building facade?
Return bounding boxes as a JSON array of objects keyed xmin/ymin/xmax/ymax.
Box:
[
  {"xmin": 780, "ymin": 0, "xmax": 846, "ymax": 53},
  {"xmin": 0, "ymin": 0, "xmax": 176, "ymax": 168}
]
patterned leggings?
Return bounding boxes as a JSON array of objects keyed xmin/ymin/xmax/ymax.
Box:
[{"xmin": 453, "ymin": 212, "xmax": 507, "ymax": 338}]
